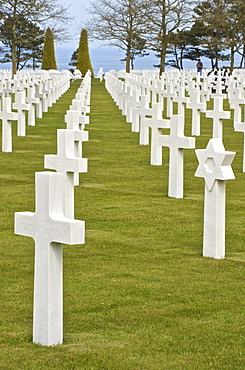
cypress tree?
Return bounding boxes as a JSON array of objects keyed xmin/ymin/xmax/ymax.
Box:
[
  {"xmin": 41, "ymin": 27, "xmax": 57, "ymax": 70},
  {"xmin": 77, "ymin": 29, "xmax": 94, "ymax": 77}
]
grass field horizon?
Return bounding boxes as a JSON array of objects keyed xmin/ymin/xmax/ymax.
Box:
[{"xmin": 1, "ymin": 78, "xmax": 244, "ymax": 369}]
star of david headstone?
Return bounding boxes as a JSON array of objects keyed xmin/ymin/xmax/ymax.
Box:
[
  {"xmin": 195, "ymin": 138, "xmax": 235, "ymax": 259},
  {"xmin": 195, "ymin": 138, "xmax": 235, "ymax": 191}
]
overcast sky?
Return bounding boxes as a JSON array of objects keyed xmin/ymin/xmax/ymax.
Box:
[{"xmin": 59, "ymin": 0, "xmax": 97, "ymax": 49}]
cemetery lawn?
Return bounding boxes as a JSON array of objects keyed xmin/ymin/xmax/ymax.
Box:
[{"xmin": 1, "ymin": 78, "xmax": 245, "ymax": 370}]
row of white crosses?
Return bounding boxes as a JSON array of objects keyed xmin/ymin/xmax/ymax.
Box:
[
  {"xmin": 66, "ymin": 70, "xmax": 91, "ymax": 185},
  {"xmin": 14, "ymin": 70, "xmax": 91, "ymax": 346},
  {"xmin": 229, "ymin": 78, "xmax": 245, "ymax": 172},
  {"xmin": 0, "ymin": 69, "xmax": 72, "ymax": 152},
  {"xmin": 106, "ymin": 68, "xmax": 240, "ymax": 161},
  {"xmin": 106, "ymin": 71, "xmax": 196, "ymax": 198},
  {"xmin": 105, "ymin": 69, "xmax": 237, "ymax": 259}
]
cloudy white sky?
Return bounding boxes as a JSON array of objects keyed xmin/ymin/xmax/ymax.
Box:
[
  {"xmin": 0, "ymin": 0, "xmax": 197, "ymax": 71},
  {"xmin": 56, "ymin": 0, "xmax": 130, "ymax": 71},
  {"xmin": 59, "ymin": 0, "xmax": 96, "ymax": 49},
  {"xmin": 57, "ymin": 1, "xmax": 194, "ymax": 72}
]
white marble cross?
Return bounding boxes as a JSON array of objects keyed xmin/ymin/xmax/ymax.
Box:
[
  {"xmin": 42, "ymin": 79, "xmax": 52, "ymax": 108},
  {"xmin": 65, "ymin": 109, "xmax": 89, "ymax": 176},
  {"xmin": 44, "ymin": 129, "xmax": 88, "ymax": 217},
  {"xmin": 234, "ymin": 121, "xmax": 245, "ymax": 172},
  {"xmin": 65, "ymin": 110, "xmax": 89, "ymax": 185},
  {"xmin": 159, "ymin": 115, "xmax": 195, "ymax": 198},
  {"xmin": 186, "ymin": 88, "xmax": 206, "ymax": 136},
  {"xmin": 35, "ymin": 82, "xmax": 47, "ymax": 118},
  {"xmin": 26, "ymin": 86, "xmax": 40, "ymax": 126},
  {"xmin": 199, "ymin": 79, "xmax": 211, "ymax": 103},
  {"xmin": 3, "ymin": 80, "xmax": 14, "ymax": 97},
  {"xmin": 229, "ymin": 86, "xmax": 245, "ymax": 124},
  {"xmin": 65, "ymin": 109, "xmax": 82, "ymax": 131},
  {"xmin": 71, "ymin": 97, "xmax": 90, "ymax": 116},
  {"xmin": 186, "ymin": 78, "xmax": 197, "ymax": 97},
  {"xmin": 15, "ymin": 171, "xmax": 85, "ymax": 346},
  {"xmin": 125, "ymin": 89, "xmax": 140, "ymax": 129},
  {"xmin": 164, "ymin": 82, "xmax": 175, "ymax": 117},
  {"xmin": 173, "ymin": 86, "xmax": 189, "ymax": 116},
  {"xmin": 211, "ymin": 78, "xmax": 225, "ymax": 98},
  {"xmin": 13, "ymin": 91, "xmax": 31, "ymax": 136},
  {"xmin": 112, "ymin": 79, "xmax": 124, "ymax": 107},
  {"xmin": 130, "ymin": 90, "xmax": 142, "ymax": 132},
  {"xmin": 41, "ymin": 81, "xmax": 50, "ymax": 112},
  {"xmin": 142, "ymin": 101, "xmax": 170, "ymax": 165},
  {"xmin": 118, "ymin": 84, "xmax": 129, "ymax": 112},
  {"xmin": 150, "ymin": 78, "xmax": 161, "ymax": 103},
  {"xmin": 205, "ymin": 96, "xmax": 230, "ymax": 139},
  {"xmin": 137, "ymin": 94, "xmax": 152, "ymax": 145},
  {"xmin": 195, "ymin": 138, "xmax": 235, "ymax": 259},
  {"xmin": 0, "ymin": 97, "xmax": 18, "ymax": 152},
  {"xmin": 121, "ymin": 85, "xmax": 132, "ymax": 116},
  {"xmin": 47, "ymin": 79, "xmax": 56, "ymax": 106},
  {"xmin": 68, "ymin": 100, "xmax": 90, "ymax": 129},
  {"xmin": 78, "ymin": 111, "xmax": 90, "ymax": 129}
]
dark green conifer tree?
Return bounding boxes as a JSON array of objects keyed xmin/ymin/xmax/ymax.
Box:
[
  {"xmin": 77, "ymin": 29, "xmax": 94, "ymax": 77},
  {"xmin": 41, "ymin": 27, "xmax": 57, "ymax": 70}
]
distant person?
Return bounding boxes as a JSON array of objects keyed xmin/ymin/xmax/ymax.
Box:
[{"xmin": 196, "ymin": 59, "xmax": 203, "ymax": 75}]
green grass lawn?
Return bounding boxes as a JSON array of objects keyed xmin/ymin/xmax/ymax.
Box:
[{"xmin": 0, "ymin": 78, "xmax": 244, "ymax": 369}]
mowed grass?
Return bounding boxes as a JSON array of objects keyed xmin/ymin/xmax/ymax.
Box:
[{"xmin": 0, "ymin": 78, "xmax": 244, "ymax": 369}]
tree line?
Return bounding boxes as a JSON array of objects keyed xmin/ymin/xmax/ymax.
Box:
[
  {"xmin": 0, "ymin": 0, "xmax": 71, "ymax": 74},
  {"xmin": 1, "ymin": 0, "xmax": 245, "ymax": 75},
  {"xmin": 85, "ymin": 0, "xmax": 245, "ymax": 73}
]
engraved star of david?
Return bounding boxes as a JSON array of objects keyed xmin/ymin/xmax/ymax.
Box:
[{"xmin": 195, "ymin": 138, "xmax": 236, "ymax": 191}]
